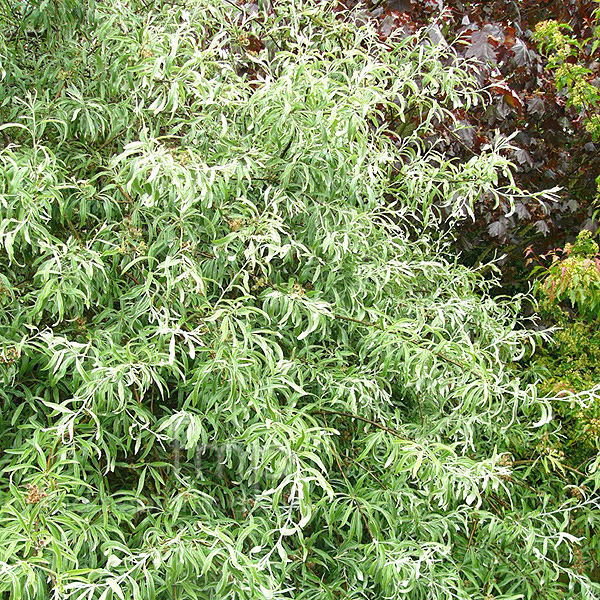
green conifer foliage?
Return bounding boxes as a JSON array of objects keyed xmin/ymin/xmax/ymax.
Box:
[{"xmin": 0, "ymin": 1, "xmax": 598, "ymax": 598}]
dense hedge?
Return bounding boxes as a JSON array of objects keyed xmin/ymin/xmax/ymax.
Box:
[{"xmin": 0, "ymin": 2, "xmax": 599, "ymax": 599}]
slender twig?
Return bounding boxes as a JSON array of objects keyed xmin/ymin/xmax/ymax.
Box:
[
  {"xmin": 316, "ymin": 408, "xmax": 410, "ymax": 440},
  {"xmin": 467, "ymin": 517, "xmax": 478, "ymax": 550},
  {"xmin": 349, "ymin": 455, "xmax": 388, "ymax": 490},
  {"xmin": 489, "ymin": 492, "xmax": 511, "ymax": 510},
  {"xmin": 95, "ymin": 130, "xmax": 125, "ymax": 153},
  {"xmin": 124, "ymin": 271, "xmax": 141, "ymax": 285},
  {"xmin": 65, "ymin": 216, "xmax": 82, "ymax": 242},
  {"xmin": 490, "ymin": 544, "xmax": 542, "ymax": 596},
  {"xmin": 53, "ymin": 79, "xmax": 66, "ymax": 102},
  {"xmin": 117, "ymin": 184, "xmax": 134, "ymax": 204},
  {"xmin": 323, "ymin": 413, "xmax": 376, "ymax": 542}
]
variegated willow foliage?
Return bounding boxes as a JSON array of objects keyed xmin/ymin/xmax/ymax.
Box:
[{"xmin": 0, "ymin": 1, "xmax": 598, "ymax": 599}]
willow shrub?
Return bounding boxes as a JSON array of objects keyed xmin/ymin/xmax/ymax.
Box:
[{"xmin": 0, "ymin": 1, "xmax": 598, "ymax": 599}]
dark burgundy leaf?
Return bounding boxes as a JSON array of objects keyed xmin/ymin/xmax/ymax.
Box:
[
  {"xmin": 512, "ymin": 38, "xmax": 533, "ymax": 67},
  {"xmin": 514, "ymin": 201, "xmax": 532, "ymax": 219},
  {"xmin": 515, "ymin": 147, "xmax": 534, "ymax": 167},
  {"xmin": 465, "ymin": 25, "xmax": 504, "ymax": 64},
  {"xmin": 527, "ymin": 96, "xmax": 545, "ymax": 115},
  {"xmin": 488, "ymin": 218, "xmax": 509, "ymax": 239},
  {"xmin": 534, "ymin": 220, "xmax": 551, "ymax": 235},
  {"xmin": 454, "ymin": 121, "xmax": 476, "ymax": 146},
  {"xmin": 388, "ymin": 0, "xmax": 411, "ymax": 10},
  {"xmin": 495, "ymin": 97, "xmax": 513, "ymax": 118}
]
